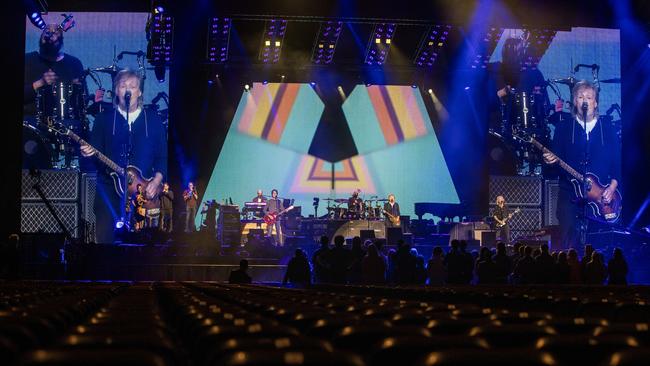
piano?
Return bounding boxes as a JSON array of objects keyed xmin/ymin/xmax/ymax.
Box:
[{"xmin": 414, "ymin": 202, "xmax": 471, "ymax": 221}]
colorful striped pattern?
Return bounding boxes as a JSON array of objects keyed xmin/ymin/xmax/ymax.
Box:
[
  {"xmin": 366, "ymin": 85, "xmax": 429, "ymax": 145},
  {"xmin": 237, "ymin": 82, "xmax": 301, "ymax": 143}
]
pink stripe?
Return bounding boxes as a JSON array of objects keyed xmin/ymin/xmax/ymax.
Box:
[
  {"xmin": 402, "ymin": 87, "xmax": 427, "ymax": 136},
  {"xmin": 237, "ymin": 84, "xmax": 265, "ymax": 134}
]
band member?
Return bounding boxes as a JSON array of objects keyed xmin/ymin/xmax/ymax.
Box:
[
  {"xmin": 23, "ymin": 24, "xmax": 86, "ymax": 116},
  {"xmin": 159, "ymin": 182, "xmax": 174, "ymax": 233},
  {"xmin": 383, "ymin": 194, "xmax": 401, "ymax": 228},
  {"xmin": 543, "ymin": 81, "xmax": 621, "ymax": 248},
  {"xmin": 264, "ymin": 189, "xmax": 285, "ymax": 246},
  {"xmin": 132, "ymin": 184, "xmax": 147, "ymax": 231},
  {"xmin": 183, "ymin": 182, "xmax": 199, "ymax": 232},
  {"xmin": 252, "ymin": 190, "xmax": 267, "ymax": 203},
  {"xmin": 81, "ymin": 69, "xmax": 167, "ymax": 243},
  {"xmin": 493, "ymin": 195, "xmax": 511, "ymax": 244},
  {"xmin": 348, "ymin": 189, "xmax": 363, "ymax": 216}
]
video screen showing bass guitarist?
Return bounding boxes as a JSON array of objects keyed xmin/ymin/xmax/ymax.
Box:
[
  {"xmin": 81, "ymin": 69, "xmax": 167, "ymax": 243},
  {"xmin": 543, "ymin": 80, "xmax": 621, "ymax": 249}
]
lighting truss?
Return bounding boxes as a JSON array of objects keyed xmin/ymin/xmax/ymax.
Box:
[
  {"xmin": 147, "ymin": 12, "xmax": 173, "ymax": 66},
  {"xmin": 521, "ymin": 29, "xmax": 557, "ymax": 70},
  {"xmin": 364, "ymin": 23, "xmax": 396, "ymax": 65},
  {"xmin": 311, "ymin": 20, "xmax": 343, "ymax": 64},
  {"xmin": 413, "ymin": 25, "xmax": 452, "ymax": 67},
  {"xmin": 471, "ymin": 27, "xmax": 504, "ymax": 69},
  {"xmin": 207, "ymin": 17, "xmax": 232, "ymax": 63},
  {"xmin": 259, "ymin": 19, "xmax": 288, "ymax": 64}
]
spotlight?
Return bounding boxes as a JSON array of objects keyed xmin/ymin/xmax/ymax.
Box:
[
  {"xmin": 281, "ymin": 75, "xmax": 285, "ymax": 80},
  {"xmin": 263, "ymin": 80, "xmax": 268, "ymax": 85},
  {"xmin": 366, "ymin": 83, "xmax": 372, "ymax": 87},
  {"xmin": 154, "ymin": 65, "xmax": 166, "ymax": 83},
  {"xmin": 411, "ymin": 85, "xmax": 417, "ymax": 89},
  {"xmin": 244, "ymin": 84, "xmax": 250, "ymax": 91},
  {"xmin": 464, "ymin": 86, "xmax": 471, "ymax": 90},
  {"xmin": 115, "ymin": 219, "xmax": 126, "ymax": 229},
  {"xmin": 310, "ymin": 81, "xmax": 316, "ymax": 87},
  {"xmin": 428, "ymin": 88, "xmax": 433, "ymax": 94},
  {"xmin": 154, "ymin": 6, "xmax": 165, "ymax": 14}
]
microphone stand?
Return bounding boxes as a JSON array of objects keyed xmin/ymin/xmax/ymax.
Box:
[
  {"xmin": 120, "ymin": 94, "xmax": 133, "ymax": 234},
  {"xmin": 579, "ymin": 102, "xmax": 590, "ymax": 249}
]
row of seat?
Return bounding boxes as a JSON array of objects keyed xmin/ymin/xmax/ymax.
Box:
[{"xmin": 1, "ymin": 281, "xmax": 650, "ymax": 365}]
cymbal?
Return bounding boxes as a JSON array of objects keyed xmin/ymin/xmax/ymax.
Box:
[
  {"xmin": 600, "ymin": 78, "xmax": 621, "ymax": 84},
  {"xmin": 377, "ymin": 198, "xmax": 389, "ymax": 202},
  {"xmin": 334, "ymin": 199, "xmax": 348, "ymax": 203},
  {"xmin": 322, "ymin": 198, "xmax": 337, "ymax": 201}
]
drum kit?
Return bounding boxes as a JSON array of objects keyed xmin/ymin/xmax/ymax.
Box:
[
  {"xmin": 323, "ymin": 197, "xmax": 387, "ymax": 221},
  {"xmin": 23, "ymin": 49, "xmax": 169, "ymax": 170}
]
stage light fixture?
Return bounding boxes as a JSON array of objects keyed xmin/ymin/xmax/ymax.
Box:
[
  {"xmin": 154, "ymin": 65, "xmax": 166, "ymax": 82},
  {"xmin": 414, "ymin": 25, "xmax": 451, "ymax": 67},
  {"xmin": 147, "ymin": 6, "xmax": 173, "ymax": 76},
  {"xmin": 244, "ymin": 84, "xmax": 250, "ymax": 91},
  {"xmin": 311, "ymin": 20, "xmax": 343, "ymax": 64},
  {"xmin": 25, "ymin": 0, "xmax": 47, "ymax": 30},
  {"xmin": 207, "ymin": 17, "xmax": 232, "ymax": 63},
  {"xmin": 470, "ymin": 27, "xmax": 503, "ymax": 69},
  {"xmin": 364, "ymin": 23, "xmax": 396, "ymax": 65},
  {"xmin": 259, "ymin": 19, "xmax": 287, "ymax": 64}
]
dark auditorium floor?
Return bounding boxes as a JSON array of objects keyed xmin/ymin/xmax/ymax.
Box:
[{"xmin": 2, "ymin": 282, "xmax": 650, "ymax": 365}]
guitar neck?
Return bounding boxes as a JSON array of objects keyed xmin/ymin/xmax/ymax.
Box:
[
  {"xmin": 530, "ymin": 138, "xmax": 584, "ymax": 181},
  {"xmin": 66, "ymin": 131, "xmax": 124, "ymax": 175}
]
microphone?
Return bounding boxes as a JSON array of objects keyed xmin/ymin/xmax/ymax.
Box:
[
  {"xmin": 582, "ymin": 101, "xmax": 588, "ymax": 111},
  {"xmin": 574, "ymin": 63, "xmax": 600, "ymax": 72},
  {"xmin": 116, "ymin": 50, "xmax": 145, "ymax": 60},
  {"xmin": 550, "ymin": 77, "xmax": 575, "ymax": 86},
  {"xmin": 124, "ymin": 91, "xmax": 132, "ymax": 108}
]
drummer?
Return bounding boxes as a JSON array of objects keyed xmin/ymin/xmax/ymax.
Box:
[
  {"xmin": 347, "ymin": 189, "xmax": 363, "ymax": 218},
  {"xmin": 23, "ymin": 23, "xmax": 88, "ymax": 119}
]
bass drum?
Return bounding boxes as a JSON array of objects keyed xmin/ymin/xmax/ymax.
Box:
[
  {"xmin": 487, "ymin": 133, "xmax": 517, "ymax": 176},
  {"xmin": 22, "ymin": 123, "xmax": 53, "ymax": 169}
]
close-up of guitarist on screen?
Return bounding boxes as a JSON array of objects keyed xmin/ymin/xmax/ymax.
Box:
[
  {"xmin": 80, "ymin": 69, "xmax": 167, "ymax": 243},
  {"xmin": 543, "ymin": 80, "xmax": 621, "ymax": 250}
]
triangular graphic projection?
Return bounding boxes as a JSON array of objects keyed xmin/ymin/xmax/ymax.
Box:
[{"xmin": 289, "ymin": 156, "xmax": 377, "ymax": 194}]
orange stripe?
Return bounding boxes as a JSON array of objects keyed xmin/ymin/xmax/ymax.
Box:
[
  {"xmin": 367, "ymin": 86, "xmax": 398, "ymax": 145},
  {"xmin": 267, "ymin": 83, "xmax": 300, "ymax": 143}
]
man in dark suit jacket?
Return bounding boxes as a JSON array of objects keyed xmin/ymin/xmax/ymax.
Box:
[{"xmin": 383, "ymin": 194, "xmax": 401, "ymax": 228}]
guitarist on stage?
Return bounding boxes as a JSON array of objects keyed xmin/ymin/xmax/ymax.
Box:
[
  {"xmin": 493, "ymin": 195, "xmax": 511, "ymax": 245},
  {"xmin": 543, "ymin": 81, "xmax": 621, "ymax": 249},
  {"xmin": 80, "ymin": 70, "xmax": 167, "ymax": 243},
  {"xmin": 264, "ymin": 189, "xmax": 285, "ymax": 246},
  {"xmin": 383, "ymin": 194, "xmax": 401, "ymax": 229}
]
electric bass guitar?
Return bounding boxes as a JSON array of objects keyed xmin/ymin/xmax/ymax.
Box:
[
  {"xmin": 382, "ymin": 210, "xmax": 401, "ymax": 226},
  {"xmin": 51, "ymin": 124, "xmax": 162, "ymax": 209},
  {"xmin": 264, "ymin": 205, "xmax": 295, "ymax": 226},
  {"xmin": 513, "ymin": 133, "xmax": 622, "ymax": 223},
  {"xmin": 495, "ymin": 207, "xmax": 521, "ymax": 228}
]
